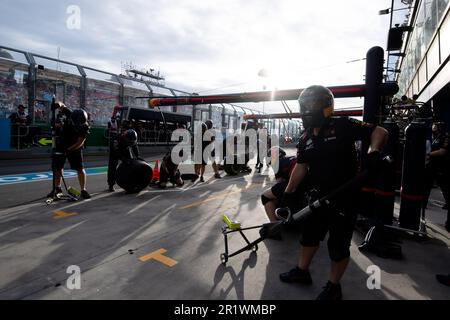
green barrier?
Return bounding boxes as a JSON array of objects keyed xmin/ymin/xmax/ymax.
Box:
[
  {"xmin": 32, "ymin": 124, "xmax": 108, "ymax": 148},
  {"xmin": 85, "ymin": 127, "xmax": 108, "ymax": 147}
]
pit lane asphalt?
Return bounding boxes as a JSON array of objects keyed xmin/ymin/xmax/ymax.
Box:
[{"xmin": 0, "ymin": 155, "xmax": 449, "ymax": 300}]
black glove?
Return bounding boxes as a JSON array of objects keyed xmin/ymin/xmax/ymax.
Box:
[
  {"xmin": 122, "ymin": 158, "xmax": 132, "ymax": 165},
  {"xmin": 366, "ymin": 151, "xmax": 383, "ymax": 182},
  {"xmin": 367, "ymin": 151, "xmax": 383, "ymax": 172},
  {"xmin": 280, "ymin": 192, "xmax": 297, "ymax": 210}
]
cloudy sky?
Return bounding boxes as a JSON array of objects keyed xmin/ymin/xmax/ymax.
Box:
[{"xmin": 0, "ymin": 0, "xmax": 392, "ymax": 112}]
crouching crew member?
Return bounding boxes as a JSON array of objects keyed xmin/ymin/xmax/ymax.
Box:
[
  {"xmin": 279, "ymin": 85, "xmax": 388, "ymax": 300},
  {"xmin": 47, "ymin": 102, "xmax": 91, "ymax": 199},
  {"xmin": 159, "ymin": 152, "xmax": 184, "ymax": 189},
  {"xmin": 261, "ymin": 147, "xmax": 304, "ymax": 223},
  {"xmin": 107, "ymin": 128, "xmax": 140, "ymax": 192}
]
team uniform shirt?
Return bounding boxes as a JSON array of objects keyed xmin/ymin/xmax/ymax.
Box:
[
  {"xmin": 271, "ymin": 154, "xmax": 309, "ymax": 211},
  {"xmin": 54, "ymin": 108, "xmax": 89, "ymax": 151},
  {"xmin": 9, "ymin": 111, "xmax": 29, "ymax": 125},
  {"xmin": 275, "ymin": 156, "xmax": 297, "ymax": 181},
  {"xmin": 296, "ymin": 117, "xmax": 375, "ymax": 198},
  {"xmin": 115, "ymin": 134, "xmax": 140, "ymax": 160},
  {"xmin": 53, "ymin": 108, "xmax": 90, "ymax": 171},
  {"xmin": 108, "ymin": 117, "xmax": 119, "ymax": 137},
  {"xmin": 431, "ymin": 132, "xmax": 450, "ymax": 168}
]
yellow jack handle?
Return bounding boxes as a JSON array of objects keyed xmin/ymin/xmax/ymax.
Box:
[{"xmin": 223, "ymin": 215, "xmax": 241, "ymax": 230}]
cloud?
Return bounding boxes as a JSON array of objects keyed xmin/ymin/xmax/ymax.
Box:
[{"xmin": 0, "ymin": 0, "xmax": 392, "ymax": 112}]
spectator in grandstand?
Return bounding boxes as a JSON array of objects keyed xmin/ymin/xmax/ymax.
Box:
[
  {"xmin": 9, "ymin": 104, "xmax": 31, "ymax": 148},
  {"xmin": 9, "ymin": 104, "xmax": 29, "ymax": 125}
]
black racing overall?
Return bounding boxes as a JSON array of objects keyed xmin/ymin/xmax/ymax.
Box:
[{"xmin": 297, "ymin": 117, "xmax": 375, "ymax": 261}]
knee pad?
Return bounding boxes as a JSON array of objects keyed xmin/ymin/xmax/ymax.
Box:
[
  {"xmin": 299, "ymin": 234, "xmax": 320, "ymax": 248},
  {"xmin": 328, "ymin": 244, "xmax": 350, "ymax": 262},
  {"xmin": 261, "ymin": 194, "xmax": 272, "ymax": 206}
]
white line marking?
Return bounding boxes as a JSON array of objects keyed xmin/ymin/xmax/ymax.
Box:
[{"xmin": 126, "ymin": 196, "xmax": 161, "ymax": 215}]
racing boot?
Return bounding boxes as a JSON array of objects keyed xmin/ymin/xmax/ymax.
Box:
[
  {"xmin": 81, "ymin": 190, "xmax": 91, "ymax": 199},
  {"xmin": 279, "ymin": 267, "xmax": 312, "ymax": 285},
  {"xmin": 436, "ymin": 274, "xmax": 450, "ymax": 287},
  {"xmin": 316, "ymin": 281, "xmax": 343, "ymax": 300},
  {"xmin": 47, "ymin": 187, "xmax": 63, "ymax": 199}
]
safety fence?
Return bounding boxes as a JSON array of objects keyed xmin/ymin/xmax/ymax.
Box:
[
  {"xmin": 8, "ymin": 124, "xmax": 53, "ymax": 150},
  {"xmin": 0, "ymin": 45, "xmax": 302, "ymax": 149}
]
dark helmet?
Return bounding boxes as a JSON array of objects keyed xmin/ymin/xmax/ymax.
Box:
[
  {"xmin": 298, "ymin": 85, "xmax": 334, "ymax": 129},
  {"xmin": 432, "ymin": 122, "xmax": 445, "ymax": 134},
  {"xmin": 71, "ymin": 109, "xmax": 88, "ymax": 126},
  {"xmin": 201, "ymin": 122, "xmax": 208, "ymax": 133},
  {"xmin": 123, "ymin": 129, "xmax": 138, "ymax": 146},
  {"xmin": 205, "ymin": 119, "xmax": 213, "ymax": 130}
]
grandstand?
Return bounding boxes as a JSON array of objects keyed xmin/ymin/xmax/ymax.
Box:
[{"xmin": 0, "ymin": 45, "xmax": 301, "ymax": 148}]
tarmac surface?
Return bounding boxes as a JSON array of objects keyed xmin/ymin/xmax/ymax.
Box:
[{"xmin": 0, "ymin": 147, "xmax": 449, "ymax": 300}]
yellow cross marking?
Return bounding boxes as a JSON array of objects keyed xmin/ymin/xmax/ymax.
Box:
[
  {"xmin": 53, "ymin": 210, "xmax": 78, "ymax": 219},
  {"xmin": 139, "ymin": 248, "xmax": 178, "ymax": 267}
]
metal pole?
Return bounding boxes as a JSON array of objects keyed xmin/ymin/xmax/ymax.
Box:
[
  {"xmin": 364, "ymin": 46, "xmax": 384, "ymax": 124},
  {"xmin": 191, "ymin": 104, "xmax": 196, "ymax": 135},
  {"xmin": 77, "ymin": 66, "xmax": 87, "ymax": 109},
  {"xmin": 24, "ymin": 53, "xmax": 37, "ymax": 125},
  {"xmin": 149, "ymin": 84, "xmax": 398, "ymax": 107}
]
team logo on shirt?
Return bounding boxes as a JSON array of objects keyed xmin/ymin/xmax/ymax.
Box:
[
  {"xmin": 349, "ymin": 118, "xmax": 374, "ymax": 128},
  {"xmin": 305, "ymin": 139, "xmax": 314, "ymax": 151}
]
